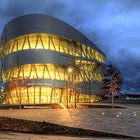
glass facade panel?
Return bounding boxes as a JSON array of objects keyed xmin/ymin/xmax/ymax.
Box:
[
  {"xmin": 1, "ymin": 33, "xmax": 106, "ymax": 105},
  {"xmin": 1, "ymin": 33, "xmax": 106, "ymax": 63},
  {"xmin": 3, "ymin": 64, "xmax": 68, "ymax": 83},
  {"xmin": 5, "ymin": 86, "xmax": 99, "ymax": 104}
]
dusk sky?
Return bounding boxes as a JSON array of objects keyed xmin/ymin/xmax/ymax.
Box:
[{"xmin": 0, "ymin": 0, "xmax": 140, "ymax": 94}]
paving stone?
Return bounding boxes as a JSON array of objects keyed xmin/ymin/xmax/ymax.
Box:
[
  {"xmin": 0, "ymin": 103, "xmax": 139, "ymax": 138},
  {"xmin": 0, "ymin": 132, "xmax": 127, "ymax": 140}
]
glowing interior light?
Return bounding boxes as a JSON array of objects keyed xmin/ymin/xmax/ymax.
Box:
[
  {"xmin": 67, "ymin": 67, "xmax": 73, "ymax": 73},
  {"xmin": 1, "ymin": 33, "xmax": 105, "ymax": 104}
]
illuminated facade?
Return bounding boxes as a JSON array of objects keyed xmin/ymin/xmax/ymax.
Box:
[{"xmin": 0, "ymin": 14, "xmax": 106, "ymax": 105}]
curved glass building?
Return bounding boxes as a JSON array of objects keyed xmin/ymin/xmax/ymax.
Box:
[{"xmin": 0, "ymin": 14, "xmax": 106, "ymax": 105}]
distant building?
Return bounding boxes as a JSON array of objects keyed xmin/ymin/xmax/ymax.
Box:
[
  {"xmin": 0, "ymin": 14, "xmax": 106, "ymax": 105},
  {"xmin": 124, "ymin": 94, "xmax": 140, "ymax": 101}
]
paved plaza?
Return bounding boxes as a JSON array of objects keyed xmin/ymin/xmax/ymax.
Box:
[
  {"xmin": 0, "ymin": 103, "xmax": 139, "ymax": 138},
  {"xmin": 0, "ymin": 132, "xmax": 129, "ymax": 140}
]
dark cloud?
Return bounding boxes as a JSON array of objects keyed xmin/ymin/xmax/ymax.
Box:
[
  {"xmin": 0, "ymin": 0, "xmax": 140, "ymax": 94},
  {"xmin": 0, "ymin": 0, "xmax": 65, "ymax": 33}
]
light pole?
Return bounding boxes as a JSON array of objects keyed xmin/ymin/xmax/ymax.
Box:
[
  {"xmin": 67, "ymin": 67, "xmax": 73, "ymax": 108},
  {"xmin": 17, "ymin": 52, "xmax": 22, "ymax": 109},
  {"xmin": 67, "ymin": 66, "xmax": 80, "ymax": 109},
  {"xmin": 33, "ymin": 76, "xmax": 36, "ymax": 109},
  {"xmin": 73, "ymin": 74, "xmax": 80, "ymax": 109},
  {"xmin": 88, "ymin": 79, "xmax": 91, "ymax": 104},
  {"xmin": 19, "ymin": 77, "xmax": 22, "ymax": 109}
]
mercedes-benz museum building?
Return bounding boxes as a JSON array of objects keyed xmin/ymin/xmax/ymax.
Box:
[{"xmin": 0, "ymin": 14, "xmax": 106, "ymax": 105}]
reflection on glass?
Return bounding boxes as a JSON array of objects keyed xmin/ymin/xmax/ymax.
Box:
[{"xmin": 1, "ymin": 33, "xmax": 106, "ymax": 63}]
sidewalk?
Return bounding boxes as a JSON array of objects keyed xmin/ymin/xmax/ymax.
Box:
[
  {"xmin": 0, "ymin": 132, "xmax": 130, "ymax": 140},
  {"xmin": 0, "ymin": 103, "xmax": 139, "ymax": 138}
]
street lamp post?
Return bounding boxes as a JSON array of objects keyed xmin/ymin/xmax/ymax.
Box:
[
  {"xmin": 33, "ymin": 76, "xmax": 36, "ymax": 109},
  {"xmin": 67, "ymin": 66, "xmax": 79, "ymax": 109},
  {"xmin": 19, "ymin": 78, "xmax": 22, "ymax": 109},
  {"xmin": 74, "ymin": 74, "xmax": 80, "ymax": 109},
  {"xmin": 67, "ymin": 67, "xmax": 73, "ymax": 109},
  {"xmin": 74, "ymin": 85, "xmax": 76, "ymax": 109},
  {"xmin": 88, "ymin": 79, "xmax": 91, "ymax": 104},
  {"xmin": 66, "ymin": 87, "xmax": 69, "ymax": 109}
]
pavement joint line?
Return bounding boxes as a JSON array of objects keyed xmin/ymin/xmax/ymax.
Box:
[{"xmin": 0, "ymin": 103, "xmax": 139, "ymax": 138}]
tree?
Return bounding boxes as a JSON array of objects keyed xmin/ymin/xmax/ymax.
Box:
[{"xmin": 101, "ymin": 64, "xmax": 123, "ymax": 107}]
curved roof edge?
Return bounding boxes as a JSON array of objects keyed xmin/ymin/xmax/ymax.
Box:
[{"xmin": 1, "ymin": 14, "xmax": 106, "ymax": 57}]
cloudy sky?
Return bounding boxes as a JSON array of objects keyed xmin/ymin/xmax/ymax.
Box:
[{"xmin": 0, "ymin": 0, "xmax": 140, "ymax": 94}]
